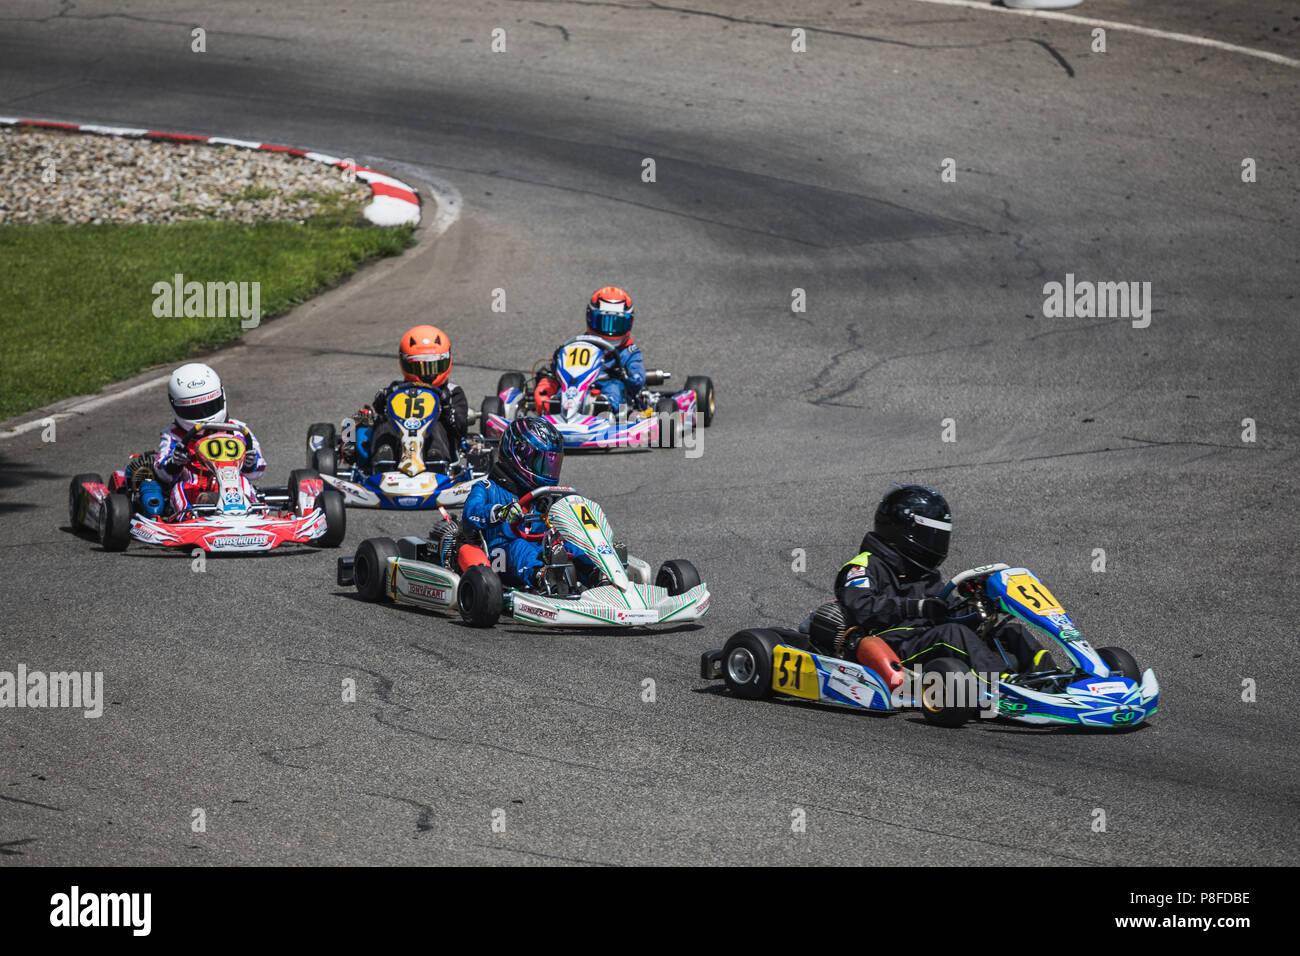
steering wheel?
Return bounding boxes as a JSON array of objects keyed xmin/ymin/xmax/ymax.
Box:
[
  {"xmin": 508, "ymin": 485, "xmax": 578, "ymax": 541},
  {"xmin": 940, "ymin": 565, "xmax": 1011, "ymax": 625}
]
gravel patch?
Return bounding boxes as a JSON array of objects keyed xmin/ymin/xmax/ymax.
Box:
[{"xmin": 0, "ymin": 127, "xmax": 370, "ymax": 225}]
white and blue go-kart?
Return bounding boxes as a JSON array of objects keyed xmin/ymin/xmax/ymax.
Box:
[
  {"xmin": 480, "ymin": 335, "xmax": 715, "ymax": 450},
  {"xmin": 337, "ymin": 486, "xmax": 711, "ymax": 629},
  {"xmin": 305, "ymin": 383, "xmax": 494, "ymax": 510},
  {"xmin": 701, "ymin": 564, "xmax": 1158, "ymax": 730}
]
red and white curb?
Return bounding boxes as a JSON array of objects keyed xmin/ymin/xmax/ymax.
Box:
[{"xmin": 0, "ymin": 117, "xmax": 422, "ymax": 226}]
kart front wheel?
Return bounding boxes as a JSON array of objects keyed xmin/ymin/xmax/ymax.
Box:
[
  {"xmin": 685, "ymin": 375, "xmax": 715, "ymax": 427},
  {"xmin": 1098, "ymin": 646, "xmax": 1141, "ymax": 681},
  {"xmin": 722, "ymin": 630, "xmax": 777, "ymax": 700},
  {"xmin": 313, "ymin": 489, "xmax": 346, "ymax": 548},
  {"xmin": 480, "ymin": 396, "xmax": 506, "ymax": 437},
  {"xmin": 656, "ymin": 559, "xmax": 701, "ymax": 595},
  {"xmin": 354, "ymin": 537, "xmax": 398, "ymax": 602},
  {"xmin": 312, "ymin": 445, "xmax": 339, "ymax": 478},
  {"xmin": 920, "ymin": 656, "xmax": 979, "ymax": 728},
  {"xmin": 306, "ymin": 422, "xmax": 335, "ymax": 468},
  {"xmin": 99, "ymin": 492, "xmax": 132, "ymax": 552},
  {"xmin": 497, "ymin": 371, "xmax": 526, "ymax": 396},
  {"xmin": 458, "ymin": 565, "xmax": 502, "ymax": 628},
  {"xmin": 655, "ymin": 397, "xmax": 679, "ymax": 448},
  {"xmin": 68, "ymin": 473, "xmax": 103, "ymax": 530}
]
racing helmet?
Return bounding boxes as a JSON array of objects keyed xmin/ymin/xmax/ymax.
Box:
[
  {"xmin": 168, "ymin": 363, "xmax": 227, "ymax": 430},
  {"xmin": 498, "ymin": 417, "xmax": 564, "ymax": 492},
  {"xmin": 585, "ymin": 286, "xmax": 634, "ymax": 342},
  {"xmin": 871, "ymin": 484, "xmax": 952, "ymax": 574},
  {"xmin": 399, "ymin": 325, "xmax": 452, "ymax": 387}
]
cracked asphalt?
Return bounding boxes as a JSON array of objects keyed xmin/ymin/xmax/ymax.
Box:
[{"xmin": 0, "ymin": 0, "xmax": 1297, "ymax": 865}]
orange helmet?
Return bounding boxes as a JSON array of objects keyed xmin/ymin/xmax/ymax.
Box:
[
  {"xmin": 586, "ymin": 286, "xmax": 634, "ymax": 342},
  {"xmin": 399, "ymin": 325, "xmax": 452, "ymax": 387}
]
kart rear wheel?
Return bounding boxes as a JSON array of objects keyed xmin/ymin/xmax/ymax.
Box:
[
  {"xmin": 458, "ymin": 565, "xmax": 503, "ymax": 628},
  {"xmin": 68, "ymin": 473, "xmax": 103, "ymax": 529},
  {"xmin": 655, "ymin": 397, "xmax": 678, "ymax": 448},
  {"xmin": 312, "ymin": 445, "xmax": 339, "ymax": 478},
  {"xmin": 497, "ymin": 371, "xmax": 526, "ymax": 396},
  {"xmin": 1097, "ymin": 646, "xmax": 1141, "ymax": 681},
  {"xmin": 306, "ymin": 422, "xmax": 335, "ymax": 468},
  {"xmin": 656, "ymin": 559, "xmax": 701, "ymax": 595},
  {"xmin": 685, "ymin": 375, "xmax": 715, "ymax": 426},
  {"xmin": 354, "ymin": 537, "xmax": 398, "ymax": 602},
  {"xmin": 99, "ymin": 492, "xmax": 132, "ymax": 552},
  {"xmin": 722, "ymin": 629, "xmax": 777, "ymax": 700},
  {"xmin": 313, "ymin": 488, "xmax": 346, "ymax": 548},
  {"xmin": 920, "ymin": 656, "xmax": 979, "ymax": 728},
  {"xmin": 480, "ymin": 396, "xmax": 506, "ymax": 437}
]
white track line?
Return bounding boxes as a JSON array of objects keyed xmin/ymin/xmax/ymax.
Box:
[
  {"xmin": 901, "ymin": 0, "xmax": 1300, "ymax": 68},
  {"xmin": 1, "ymin": 375, "xmax": 170, "ymax": 440}
]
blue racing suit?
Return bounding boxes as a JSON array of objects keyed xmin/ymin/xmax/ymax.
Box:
[
  {"xmin": 464, "ymin": 477, "xmax": 544, "ymax": 588},
  {"xmin": 594, "ymin": 338, "xmax": 646, "ymax": 408}
]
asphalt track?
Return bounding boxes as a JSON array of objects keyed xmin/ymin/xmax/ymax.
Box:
[{"xmin": 0, "ymin": 1, "xmax": 1297, "ymax": 866}]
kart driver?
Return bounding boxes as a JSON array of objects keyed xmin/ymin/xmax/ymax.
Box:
[
  {"xmin": 154, "ymin": 363, "xmax": 266, "ymax": 513},
  {"xmin": 346, "ymin": 325, "xmax": 469, "ymax": 473},
  {"xmin": 807, "ymin": 484, "xmax": 1053, "ymax": 680},
  {"xmin": 463, "ymin": 416, "xmax": 601, "ymax": 591},
  {"xmin": 581, "ymin": 286, "xmax": 645, "ymax": 409}
]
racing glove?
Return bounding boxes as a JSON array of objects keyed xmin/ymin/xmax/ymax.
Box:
[
  {"xmin": 489, "ymin": 501, "xmax": 524, "ymax": 526},
  {"xmin": 242, "ymin": 449, "xmax": 259, "ymax": 472},
  {"xmin": 904, "ymin": 598, "xmax": 948, "ymax": 625},
  {"xmin": 166, "ymin": 447, "xmax": 190, "ymax": 472}
]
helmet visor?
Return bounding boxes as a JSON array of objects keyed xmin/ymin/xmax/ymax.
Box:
[
  {"xmin": 908, "ymin": 514, "xmax": 951, "ymax": 568},
  {"xmin": 513, "ymin": 442, "xmax": 563, "ymax": 486},
  {"xmin": 588, "ymin": 310, "xmax": 632, "ymax": 337},
  {"xmin": 171, "ymin": 389, "xmax": 225, "ymax": 423},
  {"xmin": 401, "ymin": 353, "xmax": 451, "ymax": 382}
]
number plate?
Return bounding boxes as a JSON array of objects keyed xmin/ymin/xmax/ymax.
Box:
[
  {"xmin": 1003, "ymin": 573, "xmax": 1063, "ymax": 616},
  {"xmin": 772, "ymin": 646, "xmax": 820, "ymax": 701}
]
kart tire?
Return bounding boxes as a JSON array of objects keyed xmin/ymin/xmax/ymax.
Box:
[
  {"xmin": 68, "ymin": 473, "xmax": 104, "ymax": 529},
  {"xmin": 480, "ymin": 396, "xmax": 506, "ymax": 437},
  {"xmin": 457, "ymin": 564, "xmax": 502, "ymax": 628},
  {"xmin": 1097, "ymin": 646, "xmax": 1141, "ymax": 681},
  {"xmin": 497, "ymin": 371, "xmax": 526, "ymax": 396},
  {"xmin": 354, "ymin": 537, "xmax": 398, "ymax": 602},
  {"xmin": 920, "ymin": 656, "xmax": 979, "ymax": 728},
  {"xmin": 655, "ymin": 397, "xmax": 678, "ymax": 448},
  {"xmin": 312, "ymin": 445, "xmax": 339, "ymax": 478},
  {"xmin": 306, "ymin": 422, "xmax": 336, "ymax": 468},
  {"xmin": 656, "ymin": 559, "xmax": 701, "ymax": 595},
  {"xmin": 313, "ymin": 488, "xmax": 347, "ymax": 548},
  {"xmin": 685, "ymin": 375, "xmax": 715, "ymax": 427},
  {"xmin": 288, "ymin": 469, "xmax": 321, "ymax": 513},
  {"xmin": 99, "ymin": 492, "xmax": 132, "ymax": 552},
  {"xmin": 721, "ymin": 629, "xmax": 777, "ymax": 700}
]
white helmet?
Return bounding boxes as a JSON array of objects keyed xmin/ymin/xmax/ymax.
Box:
[{"xmin": 168, "ymin": 363, "xmax": 227, "ymax": 430}]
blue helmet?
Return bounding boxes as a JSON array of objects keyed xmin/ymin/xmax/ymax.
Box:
[{"xmin": 497, "ymin": 417, "xmax": 564, "ymax": 492}]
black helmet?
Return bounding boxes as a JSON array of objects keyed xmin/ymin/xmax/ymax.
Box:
[
  {"xmin": 495, "ymin": 417, "xmax": 564, "ymax": 495},
  {"xmin": 870, "ymin": 484, "xmax": 951, "ymax": 574}
]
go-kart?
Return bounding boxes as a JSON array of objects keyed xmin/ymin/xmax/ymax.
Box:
[
  {"xmin": 700, "ymin": 564, "xmax": 1158, "ymax": 729},
  {"xmin": 68, "ymin": 422, "xmax": 346, "ymax": 553},
  {"xmin": 337, "ymin": 485, "xmax": 711, "ymax": 628},
  {"xmin": 479, "ymin": 335, "xmax": 715, "ymax": 449},
  {"xmin": 305, "ymin": 381, "xmax": 495, "ymax": 509}
]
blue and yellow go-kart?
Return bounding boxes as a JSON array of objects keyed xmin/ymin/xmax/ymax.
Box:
[
  {"xmin": 305, "ymin": 383, "xmax": 494, "ymax": 510},
  {"xmin": 700, "ymin": 564, "xmax": 1159, "ymax": 730}
]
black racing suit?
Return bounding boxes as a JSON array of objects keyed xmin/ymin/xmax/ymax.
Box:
[
  {"xmin": 832, "ymin": 533, "xmax": 1044, "ymax": 676},
  {"xmin": 367, "ymin": 379, "xmax": 469, "ymax": 467}
]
